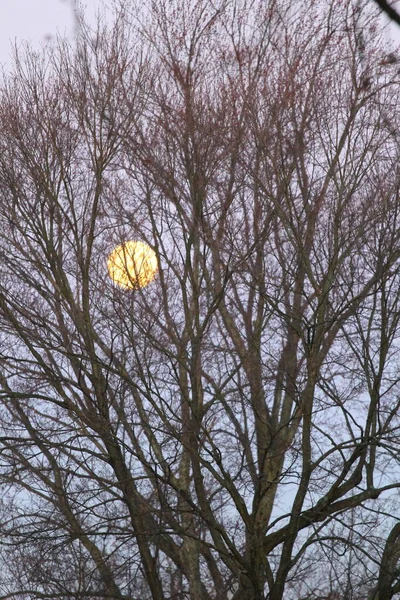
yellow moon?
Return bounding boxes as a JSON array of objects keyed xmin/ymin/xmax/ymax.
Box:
[{"xmin": 107, "ymin": 241, "xmax": 158, "ymax": 289}]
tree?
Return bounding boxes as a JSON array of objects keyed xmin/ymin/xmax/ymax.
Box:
[
  {"xmin": 372, "ymin": 0, "xmax": 400, "ymax": 27},
  {"xmin": 0, "ymin": 1, "xmax": 400, "ymax": 599}
]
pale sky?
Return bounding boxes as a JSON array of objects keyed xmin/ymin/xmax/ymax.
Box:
[
  {"xmin": 0, "ymin": 0, "xmax": 103, "ymax": 65},
  {"xmin": 0, "ymin": 0, "xmax": 398, "ymax": 67}
]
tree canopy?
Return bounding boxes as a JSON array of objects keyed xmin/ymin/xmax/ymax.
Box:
[{"xmin": 0, "ymin": 1, "xmax": 400, "ymax": 599}]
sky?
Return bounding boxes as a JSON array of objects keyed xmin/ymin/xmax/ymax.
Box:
[
  {"xmin": 0, "ymin": 0, "xmax": 103, "ymax": 66},
  {"xmin": 0, "ymin": 0, "xmax": 399, "ymax": 67}
]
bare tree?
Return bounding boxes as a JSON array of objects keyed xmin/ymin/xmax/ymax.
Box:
[
  {"xmin": 372, "ymin": 0, "xmax": 400, "ymax": 26},
  {"xmin": 0, "ymin": 1, "xmax": 400, "ymax": 599}
]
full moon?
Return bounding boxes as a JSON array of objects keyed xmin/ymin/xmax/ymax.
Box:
[{"xmin": 107, "ymin": 241, "xmax": 158, "ymax": 290}]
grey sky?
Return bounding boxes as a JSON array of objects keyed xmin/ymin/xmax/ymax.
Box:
[
  {"xmin": 0, "ymin": 0, "xmax": 102, "ymax": 66},
  {"xmin": 0, "ymin": 0, "xmax": 399, "ymax": 68}
]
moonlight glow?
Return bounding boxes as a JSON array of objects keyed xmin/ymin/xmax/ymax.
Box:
[{"xmin": 107, "ymin": 241, "xmax": 158, "ymax": 289}]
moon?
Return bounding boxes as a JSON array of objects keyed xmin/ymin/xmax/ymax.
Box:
[{"xmin": 107, "ymin": 241, "xmax": 158, "ymax": 289}]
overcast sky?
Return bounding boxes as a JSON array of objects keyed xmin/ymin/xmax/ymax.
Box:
[
  {"xmin": 0, "ymin": 0, "xmax": 398, "ymax": 68},
  {"xmin": 0, "ymin": 0, "xmax": 103, "ymax": 66}
]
